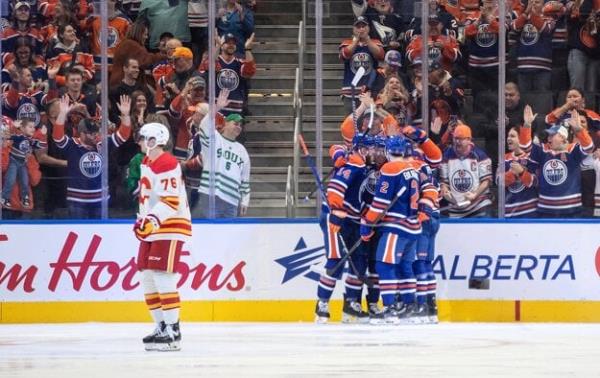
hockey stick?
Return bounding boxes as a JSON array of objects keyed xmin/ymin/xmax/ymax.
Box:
[
  {"xmin": 299, "ymin": 133, "xmax": 374, "ymax": 287},
  {"xmin": 350, "ymin": 66, "xmax": 366, "ymax": 133},
  {"xmin": 325, "ymin": 188, "xmax": 404, "ymax": 277},
  {"xmin": 298, "ymin": 134, "xmax": 326, "ymax": 202},
  {"xmin": 303, "ymin": 166, "xmax": 335, "ymax": 202}
]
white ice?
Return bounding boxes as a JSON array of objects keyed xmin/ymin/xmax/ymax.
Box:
[{"xmin": 0, "ymin": 322, "xmax": 599, "ymax": 377}]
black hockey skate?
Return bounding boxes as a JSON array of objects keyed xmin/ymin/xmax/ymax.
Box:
[
  {"xmin": 396, "ymin": 302, "xmax": 419, "ymax": 324},
  {"xmin": 369, "ymin": 305, "xmax": 399, "ymax": 325},
  {"xmin": 341, "ymin": 300, "xmax": 370, "ymax": 324},
  {"xmin": 428, "ymin": 298, "xmax": 439, "ymax": 324},
  {"xmin": 143, "ymin": 321, "xmax": 166, "ymax": 351},
  {"xmin": 315, "ymin": 300, "xmax": 330, "ymax": 324},
  {"xmin": 154, "ymin": 322, "xmax": 181, "ymax": 351},
  {"xmin": 412, "ymin": 303, "xmax": 429, "ymax": 324}
]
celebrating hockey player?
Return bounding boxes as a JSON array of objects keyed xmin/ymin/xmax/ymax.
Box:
[
  {"xmin": 315, "ymin": 133, "xmax": 376, "ymax": 323},
  {"xmin": 134, "ymin": 122, "xmax": 192, "ymax": 351},
  {"xmin": 361, "ymin": 136, "xmax": 423, "ymax": 324}
]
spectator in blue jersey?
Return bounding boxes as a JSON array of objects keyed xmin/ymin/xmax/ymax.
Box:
[
  {"xmin": 1, "ymin": 36, "xmax": 47, "ymax": 93},
  {"xmin": 1, "ymin": 118, "xmax": 45, "ymax": 209},
  {"xmin": 520, "ymin": 108, "xmax": 595, "ymax": 218},
  {"xmin": 52, "ymin": 94, "xmax": 132, "ymax": 219},
  {"xmin": 497, "ymin": 123, "xmax": 538, "ymax": 218},
  {"xmin": 511, "ymin": 0, "xmax": 557, "ymax": 91},
  {"xmin": 339, "ymin": 16, "xmax": 385, "ymax": 113},
  {"xmin": 440, "ymin": 123, "xmax": 493, "ymax": 218},
  {"xmin": 217, "ymin": 0, "xmax": 255, "ymax": 56}
]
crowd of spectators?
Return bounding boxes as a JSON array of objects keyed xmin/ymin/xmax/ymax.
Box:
[
  {"xmin": 340, "ymin": 0, "xmax": 600, "ymax": 218},
  {"xmin": 0, "ymin": 0, "xmax": 256, "ymax": 219}
]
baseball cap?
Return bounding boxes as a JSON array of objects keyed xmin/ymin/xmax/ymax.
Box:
[
  {"xmin": 15, "ymin": 2, "xmax": 31, "ymax": 9},
  {"xmin": 353, "ymin": 16, "xmax": 369, "ymax": 26},
  {"xmin": 546, "ymin": 123, "xmax": 569, "ymax": 139},
  {"xmin": 188, "ymin": 76, "xmax": 206, "ymax": 89},
  {"xmin": 225, "ymin": 113, "xmax": 244, "ymax": 123},
  {"xmin": 453, "ymin": 124, "xmax": 472, "ymax": 139},
  {"xmin": 222, "ymin": 33, "xmax": 237, "ymax": 43},
  {"xmin": 172, "ymin": 47, "xmax": 193, "ymax": 60},
  {"xmin": 384, "ymin": 50, "xmax": 402, "ymax": 68}
]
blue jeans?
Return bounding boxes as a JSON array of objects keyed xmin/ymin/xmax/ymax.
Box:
[
  {"xmin": 2, "ymin": 156, "xmax": 29, "ymax": 200},
  {"xmin": 68, "ymin": 202, "xmax": 102, "ymax": 219},
  {"xmin": 568, "ymin": 48, "xmax": 600, "ymax": 92},
  {"xmin": 193, "ymin": 193, "xmax": 239, "ymax": 218}
]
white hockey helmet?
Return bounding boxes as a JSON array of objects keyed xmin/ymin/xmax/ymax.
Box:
[{"xmin": 139, "ymin": 122, "xmax": 170, "ymax": 153}]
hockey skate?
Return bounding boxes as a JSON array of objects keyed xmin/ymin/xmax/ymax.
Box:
[
  {"xmin": 341, "ymin": 300, "xmax": 370, "ymax": 324},
  {"xmin": 367, "ymin": 303, "xmax": 386, "ymax": 325},
  {"xmin": 142, "ymin": 321, "xmax": 166, "ymax": 351},
  {"xmin": 412, "ymin": 303, "xmax": 429, "ymax": 324},
  {"xmin": 396, "ymin": 302, "xmax": 419, "ymax": 324},
  {"xmin": 428, "ymin": 299, "xmax": 439, "ymax": 324},
  {"xmin": 154, "ymin": 322, "xmax": 181, "ymax": 351},
  {"xmin": 369, "ymin": 306, "xmax": 399, "ymax": 325},
  {"xmin": 315, "ymin": 300, "xmax": 330, "ymax": 324}
]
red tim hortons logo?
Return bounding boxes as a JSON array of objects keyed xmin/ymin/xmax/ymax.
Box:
[{"xmin": 595, "ymin": 247, "xmax": 600, "ymax": 278}]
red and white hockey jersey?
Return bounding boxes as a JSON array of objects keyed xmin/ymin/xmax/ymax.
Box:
[{"xmin": 138, "ymin": 152, "xmax": 192, "ymax": 242}]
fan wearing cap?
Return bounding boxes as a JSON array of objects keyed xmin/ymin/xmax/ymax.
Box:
[
  {"xmin": 350, "ymin": 0, "xmax": 405, "ymax": 49},
  {"xmin": 406, "ymin": 13, "xmax": 459, "ymax": 73},
  {"xmin": 371, "ymin": 50, "xmax": 412, "ymax": 97},
  {"xmin": 339, "ymin": 16, "xmax": 385, "ymax": 113},
  {"xmin": 440, "ymin": 123, "xmax": 494, "ymax": 218},
  {"xmin": 199, "ymin": 32, "xmax": 256, "ymax": 116},
  {"xmin": 52, "ymin": 94, "xmax": 132, "ymax": 219},
  {"xmin": 168, "ymin": 74, "xmax": 207, "ymax": 163},
  {"xmin": 520, "ymin": 108, "xmax": 594, "ymax": 217},
  {"xmin": 216, "ymin": 0, "xmax": 255, "ymax": 55},
  {"xmin": 189, "ymin": 89, "xmax": 250, "ymax": 218},
  {"xmin": 1, "ymin": 1, "xmax": 44, "ymax": 60}
]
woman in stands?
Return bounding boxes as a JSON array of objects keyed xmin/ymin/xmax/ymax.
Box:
[
  {"xmin": 46, "ymin": 23, "xmax": 95, "ymax": 87},
  {"xmin": 1, "ymin": 36, "xmax": 47, "ymax": 92}
]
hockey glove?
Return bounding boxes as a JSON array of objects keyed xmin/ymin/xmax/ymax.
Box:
[
  {"xmin": 360, "ymin": 221, "xmax": 375, "ymax": 242},
  {"xmin": 403, "ymin": 126, "xmax": 428, "ymax": 144},
  {"xmin": 329, "ymin": 144, "xmax": 348, "ymax": 168},
  {"xmin": 134, "ymin": 215, "xmax": 160, "ymax": 241},
  {"xmin": 417, "ymin": 212, "xmax": 430, "ymax": 224}
]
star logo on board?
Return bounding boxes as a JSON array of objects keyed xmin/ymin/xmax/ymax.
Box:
[{"xmin": 274, "ymin": 237, "xmax": 325, "ymax": 284}]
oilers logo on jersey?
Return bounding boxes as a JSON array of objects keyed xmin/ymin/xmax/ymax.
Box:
[
  {"xmin": 520, "ymin": 23, "xmax": 540, "ymax": 46},
  {"xmin": 428, "ymin": 46, "xmax": 442, "ymax": 63},
  {"xmin": 351, "ymin": 52, "xmax": 373, "ymax": 75},
  {"xmin": 97, "ymin": 27, "xmax": 119, "ymax": 48},
  {"xmin": 476, "ymin": 24, "xmax": 497, "ymax": 47},
  {"xmin": 217, "ymin": 68, "xmax": 240, "ymax": 91},
  {"xmin": 451, "ymin": 169, "xmax": 474, "ymax": 193},
  {"xmin": 79, "ymin": 151, "xmax": 102, "ymax": 178},
  {"xmin": 543, "ymin": 159, "xmax": 568, "ymax": 186},
  {"xmin": 17, "ymin": 103, "xmax": 40, "ymax": 127}
]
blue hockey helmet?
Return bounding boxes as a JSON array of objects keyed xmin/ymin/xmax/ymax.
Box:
[{"xmin": 385, "ymin": 135, "xmax": 413, "ymax": 157}]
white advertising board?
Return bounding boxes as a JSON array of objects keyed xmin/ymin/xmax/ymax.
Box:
[{"xmin": 0, "ymin": 222, "xmax": 599, "ymax": 302}]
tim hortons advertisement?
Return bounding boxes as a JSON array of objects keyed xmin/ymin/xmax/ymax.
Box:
[{"xmin": 0, "ymin": 222, "xmax": 599, "ymax": 302}]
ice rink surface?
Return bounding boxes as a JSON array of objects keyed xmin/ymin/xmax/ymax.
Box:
[{"xmin": 0, "ymin": 322, "xmax": 599, "ymax": 377}]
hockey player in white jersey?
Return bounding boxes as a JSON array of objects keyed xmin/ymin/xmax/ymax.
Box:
[{"xmin": 134, "ymin": 122, "xmax": 192, "ymax": 351}]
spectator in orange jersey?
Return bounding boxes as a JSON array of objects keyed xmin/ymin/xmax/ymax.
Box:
[
  {"xmin": 46, "ymin": 23, "xmax": 95, "ymax": 87},
  {"xmin": 1, "ymin": 1, "xmax": 44, "ymax": 60},
  {"xmin": 81, "ymin": 0, "xmax": 130, "ymax": 73},
  {"xmin": 152, "ymin": 37, "xmax": 181, "ymax": 111}
]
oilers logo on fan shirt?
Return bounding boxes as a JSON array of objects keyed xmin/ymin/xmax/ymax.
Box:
[
  {"xmin": 476, "ymin": 24, "xmax": 497, "ymax": 48},
  {"xmin": 451, "ymin": 169, "xmax": 474, "ymax": 193},
  {"xmin": 520, "ymin": 23, "xmax": 540, "ymax": 46},
  {"xmin": 17, "ymin": 103, "xmax": 40, "ymax": 126},
  {"xmin": 79, "ymin": 151, "xmax": 102, "ymax": 178},
  {"xmin": 543, "ymin": 159, "xmax": 568, "ymax": 186},
  {"xmin": 218, "ymin": 68, "xmax": 240, "ymax": 91},
  {"xmin": 351, "ymin": 52, "xmax": 373, "ymax": 75}
]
